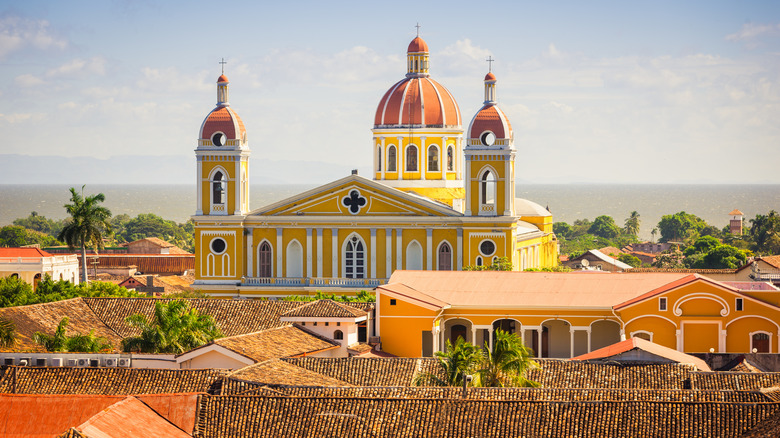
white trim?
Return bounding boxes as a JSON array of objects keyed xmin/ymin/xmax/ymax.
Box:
[
  {"xmin": 623, "ymin": 313, "xmax": 679, "ymax": 329},
  {"xmin": 681, "ymin": 320, "xmax": 723, "ymax": 352},
  {"xmin": 725, "ymin": 314, "xmax": 780, "ymax": 330},
  {"xmin": 658, "ymin": 297, "xmax": 667, "ymax": 312},
  {"xmin": 672, "ymin": 293, "xmax": 730, "ymax": 317},
  {"xmin": 436, "ymin": 240, "xmax": 453, "ymax": 271},
  {"xmin": 629, "ymin": 330, "xmax": 654, "ymax": 342},
  {"xmin": 749, "ymin": 330, "xmax": 773, "ymax": 353},
  {"xmin": 285, "ymin": 239, "xmax": 303, "ymax": 278},
  {"xmin": 256, "ymin": 238, "xmax": 273, "ymax": 278},
  {"xmin": 405, "ymin": 239, "xmax": 423, "ymax": 270},
  {"xmin": 341, "ymin": 232, "xmax": 367, "ymax": 279}
]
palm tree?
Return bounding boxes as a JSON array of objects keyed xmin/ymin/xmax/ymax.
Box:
[
  {"xmin": 0, "ymin": 317, "xmax": 16, "ymax": 348},
  {"xmin": 475, "ymin": 330, "xmax": 539, "ymax": 387},
  {"xmin": 651, "ymin": 227, "xmax": 658, "ymax": 243},
  {"xmin": 624, "ymin": 211, "xmax": 641, "ymax": 237},
  {"xmin": 58, "ymin": 186, "xmax": 112, "ymax": 284},
  {"xmin": 121, "ymin": 300, "xmax": 222, "ymax": 354},
  {"xmin": 413, "ymin": 337, "xmax": 482, "ymax": 386},
  {"xmin": 33, "ymin": 317, "xmax": 112, "ymax": 352}
]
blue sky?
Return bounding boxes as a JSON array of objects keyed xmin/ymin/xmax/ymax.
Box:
[{"xmin": 1, "ymin": 0, "xmax": 779, "ymax": 184}]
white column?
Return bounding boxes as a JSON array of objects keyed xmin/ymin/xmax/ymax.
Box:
[
  {"xmin": 720, "ymin": 329, "xmax": 727, "ymax": 353},
  {"xmin": 246, "ymin": 231, "xmax": 253, "ymax": 278},
  {"xmin": 457, "ymin": 138, "xmax": 463, "ymax": 180},
  {"xmin": 316, "ymin": 229, "xmax": 323, "ymax": 277},
  {"xmin": 396, "ymin": 228, "xmax": 403, "ymax": 270},
  {"xmin": 676, "ymin": 329, "xmax": 682, "ymax": 351},
  {"xmin": 196, "ymin": 157, "xmax": 203, "ymax": 215},
  {"xmin": 397, "ymin": 137, "xmax": 404, "ymax": 175},
  {"xmin": 504, "ymin": 157, "xmax": 512, "ymax": 215},
  {"xmin": 520, "ymin": 327, "xmax": 526, "ymax": 347},
  {"xmin": 385, "ymin": 229, "xmax": 392, "ymax": 278},
  {"xmin": 464, "ymin": 157, "xmax": 472, "ymax": 216},
  {"xmin": 234, "ymin": 158, "xmax": 241, "ymax": 215},
  {"xmin": 489, "ymin": 327, "xmax": 494, "ymax": 351},
  {"xmin": 432, "ymin": 326, "xmax": 440, "ymax": 354},
  {"xmin": 587, "ymin": 328, "xmax": 592, "ymax": 353},
  {"xmin": 420, "ymin": 136, "xmax": 427, "ymax": 180},
  {"xmin": 306, "ymin": 228, "xmax": 313, "ymax": 278},
  {"xmin": 456, "ymin": 229, "xmax": 463, "ymax": 271},
  {"xmin": 441, "ymin": 137, "xmax": 448, "ymax": 180},
  {"xmin": 276, "ymin": 228, "xmax": 283, "ymax": 277},
  {"xmin": 380, "ymin": 137, "xmax": 385, "ymax": 180},
  {"xmin": 471, "ymin": 326, "xmax": 477, "ymax": 345},
  {"xmin": 426, "ymin": 228, "xmax": 433, "ymax": 271},
  {"xmin": 332, "ymin": 228, "xmax": 338, "ymax": 278},
  {"xmin": 569, "ymin": 328, "xmax": 575, "ymax": 358},
  {"xmin": 537, "ymin": 329, "xmax": 543, "ymax": 358},
  {"xmin": 370, "ymin": 228, "xmax": 377, "ymax": 279}
]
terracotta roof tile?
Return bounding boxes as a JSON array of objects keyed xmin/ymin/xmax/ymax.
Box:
[
  {"xmin": 227, "ymin": 359, "xmax": 353, "ymax": 387},
  {"xmin": 203, "ymin": 325, "xmax": 339, "ymax": 362},
  {"xmin": 194, "ymin": 395, "xmax": 780, "ymax": 437},
  {"xmin": 0, "ymin": 247, "xmax": 53, "ymax": 258},
  {"xmin": 282, "ymin": 300, "xmax": 368, "ymax": 319},
  {"xmin": 0, "ymin": 366, "xmax": 225, "ymax": 395},
  {"xmin": 75, "ymin": 396, "xmax": 191, "ymax": 437},
  {"xmin": 572, "ymin": 337, "xmax": 711, "ymax": 371},
  {"xmin": 690, "ymin": 371, "xmax": 780, "ymax": 391},
  {"xmin": 758, "ymin": 255, "xmax": 780, "ymax": 270}
]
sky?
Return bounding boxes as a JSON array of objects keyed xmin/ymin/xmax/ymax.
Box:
[{"xmin": 1, "ymin": 0, "xmax": 779, "ymax": 184}]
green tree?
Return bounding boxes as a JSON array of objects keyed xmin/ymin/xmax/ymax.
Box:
[
  {"xmin": 696, "ymin": 244, "xmax": 747, "ymax": 269},
  {"xmin": 33, "ymin": 317, "xmax": 112, "ymax": 352},
  {"xmin": 657, "ymin": 211, "xmax": 707, "ymax": 243},
  {"xmin": 115, "ymin": 213, "xmax": 194, "ymax": 252},
  {"xmin": 749, "ymin": 210, "xmax": 780, "ymax": 255},
  {"xmin": 0, "ymin": 317, "xmax": 16, "ymax": 348},
  {"xmin": 0, "ymin": 225, "xmax": 61, "ymax": 247},
  {"xmin": 121, "ymin": 300, "xmax": 222, "ymax": 354},
  {"xmin": 588, "ymin": 215, "xmax": 620, "ymax": 239},
  {"xmin": 624, "ymin": 211, "xmax": 641, "ymax": 237},
  {"xmin": 413, "ymin": 337, "xmax": 482, "ymax": 386},
  {"xmin": 617, "ymin": 253, "xmax": 642, "ymax": 268},
  {"xmin": 0, "ymin": 276, "xmax": 141, "ymax": 308},
  {"xmin": 683, "ymin": 235, "xmax": 721, "ymax": 256},
  {"xmin": 552, "ymin": 222, "xmax": 572, "ymax": 239},
  {"xmin": 0, "ymin": 276, "xmax": 35, "ymax": 307},
  {"xmin": 13, "ymin": 211, "xmax": 64, "ymax": 237},
  {"xmin": 58, "ymin": 186, "xmax": 113, "ymax": 284},
  {"xmin": 651, "ymin": 227, "xmax": 658, "ymax": 243},
  {"xmin": 475, "ymin": 330, "xmax": 539, "ymax": 388},
  {"xmin": 464, "ymin": 257, "xmax": 513, "ymax": 271}
]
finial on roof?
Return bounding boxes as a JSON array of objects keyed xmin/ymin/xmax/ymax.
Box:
[
  {"xmin": 415, "ymin": 22, "xmax": 421, "ymax": 37},
  {"xmin": 219, "ymin": 57, "xmax": 227, "ymax": 75},
  {"xmin": 486, "ymin": 55, "xmax": 495, "ymax": 72}
]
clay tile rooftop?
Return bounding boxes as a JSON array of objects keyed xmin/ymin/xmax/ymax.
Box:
[{"xmin": 407, "ymin": 36, "xmax": 428, "ymax": 53}]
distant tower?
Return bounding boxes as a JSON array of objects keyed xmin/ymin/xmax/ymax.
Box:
[
  {"xmin": 196, "ymin": 73, "xmax": 250, "ymax": 216},
  {"xmin": 729, "ymin": 209, "xmax": 744, "ymax": 235},
  {"xmin": 372, "ymin": 31, "xmax": 464, "ymax": 207},
  {"xmin": 464, "ymin": 70, "xmax": 516, "ymax": 217}
]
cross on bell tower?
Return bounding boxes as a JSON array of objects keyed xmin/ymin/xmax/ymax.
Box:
[
  {"xmin": 486, "ymin": 56, "xmax": 495, "ymax": 72},
  {"xmin": 219, "ymin": 58, "xmax": 227, "ymax": 74}
]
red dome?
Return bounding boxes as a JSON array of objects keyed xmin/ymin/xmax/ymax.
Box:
[
  {"xmin": 374, "ymin": 77, "xmax": 461, "ymax": 127},
  {"xmin": 484, "ymin": 72, "xmax": 496, "ymax": 81},
  {"xmin": 200, "ymin": 106, "xmax": 246, "ymax": 141},
  {"xmin": 468, "ymin": 104, "xmax": 512, "ymax": 140},
  {"xmin": 217, "ymin": 74, "xmax": 229, "ymax": 83},
  {"xmin": 407, "ymin": 36, "xmax": 429, "ymax": 53}
]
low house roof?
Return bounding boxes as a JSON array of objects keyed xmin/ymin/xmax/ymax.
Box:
[
  {"xmin": 177, "ymin": 325, "xmax": 339, "ymax": 363},
  {"xmin": 572, "ymin": 337, "xmax": 711, "ymax": 371},
  {"xmin": 72, "ymin": 395, "xmax": 193, "ymax": 437},
  {"xmin": 382, "ymin": 271, "xmax": 688, "ymax": 309},
  {"xmin": 0, "ymin": 247, "xmax": 54, "ymax": 258},
  {"xmin": 228, "ymin": 359, "xmax": 354, "ymax": 387},
  {"xmin": 127, "ymin": 237, "xmax": 191, "ymax": 254},
  {"xmin": 281, "ymin": 299, "xmax": 367, "ymax": 319},
  {"xmin": 757, "ymin": 255, "xmax": 780, "ymax": 270}
]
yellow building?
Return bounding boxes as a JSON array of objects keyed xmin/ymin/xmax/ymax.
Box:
[
  {"xmin": 377, "ymin": 270, "xmax": 780, "ymax": 357},
  {"xmin": 192, "ymin": 35, "xmax": 558, "ymax": 298}
]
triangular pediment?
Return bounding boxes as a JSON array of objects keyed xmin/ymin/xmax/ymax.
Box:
[{"xmin": 249, "ymin": 175, "xmax": 462, "ymax": 217}]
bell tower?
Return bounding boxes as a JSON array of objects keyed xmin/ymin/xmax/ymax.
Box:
[
  {"xmin": 195, "ymin": 70, "xmax": 250, "ymax": 216},
  {"xmin": 464, "ymin": 68, "xmax": 516, "ymax": 217}
]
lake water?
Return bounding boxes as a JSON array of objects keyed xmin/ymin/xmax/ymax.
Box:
[{"xmin": 1, "ymin": 184, "xmax": 778, "ymax": 241}]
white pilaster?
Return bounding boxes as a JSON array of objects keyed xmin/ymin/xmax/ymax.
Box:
[
  {"xmin": 196, "ymin": 158, "xmax": 203, "ymax": 215},
  {"xmin": 587, "ymin": 328, "xmax": 592, "ymax": 353},
  {"xmin": 456, "ymin": 229, "xmax": 463, "ymax": 271},
  {"xmin": 464, "ymin": 157, "xmax": 472, "ymax": 216},
  {"xmin": 396, "ymin": 228, "xmax": 403, "ymax": 270},
  {"xmin": 370, "ymin": 228, "xmax": 377, "ymax": 279},
  {"xmin": 537, "ymin": 329, "xmax": 543, "ymax": 358},
  {"xmin": 246, "ymin": 231, "xmax": 253, "ymax": 278},
  {"xmin": 380, "ymin": 137, "xmax": 385, "ymax": 180},
  {"xmin": 306, "ymin": 228, "xmax": 312, "ymax": 278},
  {"xmin": 331, "ymin": 228, "xmax": 338, "ymax": 278},
  {"xmin": 276, "ymin": 228, "xmax": 283, "ymax": 277},
  {"xmin": 503, "ymin": 158, "xmax": 512, "ymax": 216},
  {"xmin": 316, "ymin": 229, "xmax": 323, "ymax": 278},
  {"xmin": 420, "ymin": 136, "xmax": 427, "ymax": 180},
  {"xmin": 234, "ymin": 159, "xmax": 241, "ymax": 215},
  {"xmin": 426, "ymin": 228, "xmax": 433, "ymax": 270},
  {"xmin": 471, "ymin": 326, "xmax": 477, "ymax": 345},
  {"xmin": 441, "ymin": 137, "xmax": 448, "ymax": 180},
  {"xmin": 569, "ymin": 328, "xmax": 575, "ymax": 358}
]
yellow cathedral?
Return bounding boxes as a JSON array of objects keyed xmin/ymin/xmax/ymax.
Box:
[{"xmin": 192, "ymin": 35, "xmax": 558, "ymax": 297}]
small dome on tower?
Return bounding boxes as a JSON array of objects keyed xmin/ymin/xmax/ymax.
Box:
[
  {"xmin": 407, "ymin": 36, "xmax": 429, "ymax": 53},
  {"xmin": 200, "ymin": 73, "xmax": 246, "ymax": 146},
  {"xmin": 217, "ymin": 74, "xmax": 229, "ymax": 83},
  {"xmin": 467, "ymin": 71, "xmax": 512, "ymax": 144},
  {"xmin": 484, "ymin": 72, "xmax": 496, "ymax": 81}
]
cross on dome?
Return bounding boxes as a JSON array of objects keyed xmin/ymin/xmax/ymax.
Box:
[
  {"xmin": 486, "ymin": 56, "xmax": 495, "ymax": 72},
  {"xmin": 219, "ymin": 58, "xmax": 227, "ymax": 75},
  {"xmin": 415, "ymin": 23, "xmax": 421, "ymax": 37}
]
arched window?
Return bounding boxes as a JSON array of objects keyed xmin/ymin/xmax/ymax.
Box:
[
  {"xmin": 632, "ymin": 332, "xmax": 652, "ymax": 342},
  {"xmin": 476, "ymin": 256, "xmax": 483, "ymax": 267},
  {"xmin": 406, "ymin": 241, "xmax": 423, "ymax": 270},
  {"xmin": 427, "ymin": 145, "xmax": 439, "ymax": 171},
  {"xmin": 376, "ymin": 146, "xmax": 382, "ymax": 171},
  {"xmin": 258, "ymin": 241, "xmax": 272, "ymax": 278},
  {"xmin": 212, "ymin": 171, "xmax": 226, "ymax": 205},
  {"xmin": 344, "ymin": 235, "xmax": 365, "ymax": 279},
  {"xmin": 480, "ymin": 170, "xmax": 496, "ymax": 206},
  {"xmin": 406, "ymin": 145, "xmax": 418, "ymax": 171},
  {"xmin": 334, "ymin": 330, "xmax": 344, "ymax": 340},
  {"xmin": 447, "ymin": 146, "xmax": 454, "ymax": 171},
  {"xmin": 387, "ymin": 146, "xmax": 397, "ymax": 172},
  {"xmin": 286, "ymin": 240, "xmax": 303, "ymax": 278},
  {"xmin": 438, "ymin": 243, "xmax": 452, "ymax": 271},
  {"xmin": 450, "ymin": 324, "xmax": 467, "ymax": 343}
]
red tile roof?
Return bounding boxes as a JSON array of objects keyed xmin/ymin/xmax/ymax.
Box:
[
  {"xmin": 572, "ymin": 337, "xmax": 711, "ymax": 371},
  {"xmin": 75, "ymin": 396, "xmax": 192, "ymax": 437},
  {"xmin": 374, "ymin": 77, "xmax": 461, "ymax": 127},
  {"xmin": 217, "ymin": 74, "xmax": 228, "ymax": 83},
  {"xmin": 0, "ymin": 247, "xmax": 53, "ymax": 258},
  {"xmin": 485, "ymin": 72, "xmax": 496, "ymax": 81},
  {"xmin": 468, "ymin": 104, "xmax": 512, "ymax": 139},
  {"xmin": 729, "ymin": 209, "xmax": 744, "ymax": 215},
  {"xmin": 407, "ymin": 36, "xmax": 428, "ymax": 53}
]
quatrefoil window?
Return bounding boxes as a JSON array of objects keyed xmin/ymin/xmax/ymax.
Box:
[{"xmin": 342, "ymin": 189, "xmax": 367, "ymax": 214}]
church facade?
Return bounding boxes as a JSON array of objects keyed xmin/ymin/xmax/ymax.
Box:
[{"xmin": 192, "ymin": 35, "xmax": 558, "ymax": 298}]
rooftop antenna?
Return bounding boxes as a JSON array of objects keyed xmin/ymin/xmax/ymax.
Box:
[
  {"xmin": 219, "ymin": 58, "xmax": 227, "ymax": 75},
  {"xmin": 486, "ymin": 55, "xmax": 495, "ymax": 72}
]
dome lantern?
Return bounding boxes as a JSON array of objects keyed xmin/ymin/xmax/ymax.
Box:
[{"xmin": 406, "ymin": 26, "xmax": 430, "ymax": 78}]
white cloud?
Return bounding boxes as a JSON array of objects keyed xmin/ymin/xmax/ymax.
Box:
[
  {"xmin": 726, "ymin": 22, "xmax": 780, "ymax": 42},
  {"xmin": 15, "ymin": 74, "xmax": 45, "ymax": 87},
  {"xmin": 0, "ymin": 112, "xmax": 46, "ymax": 124},
  {"xmin": 46, "ymin": 57, "xmax": 107, "ymax": 78},
  {"xmin": 0, "ymin": 16, "xmax": 67, "ymax": 60}
]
